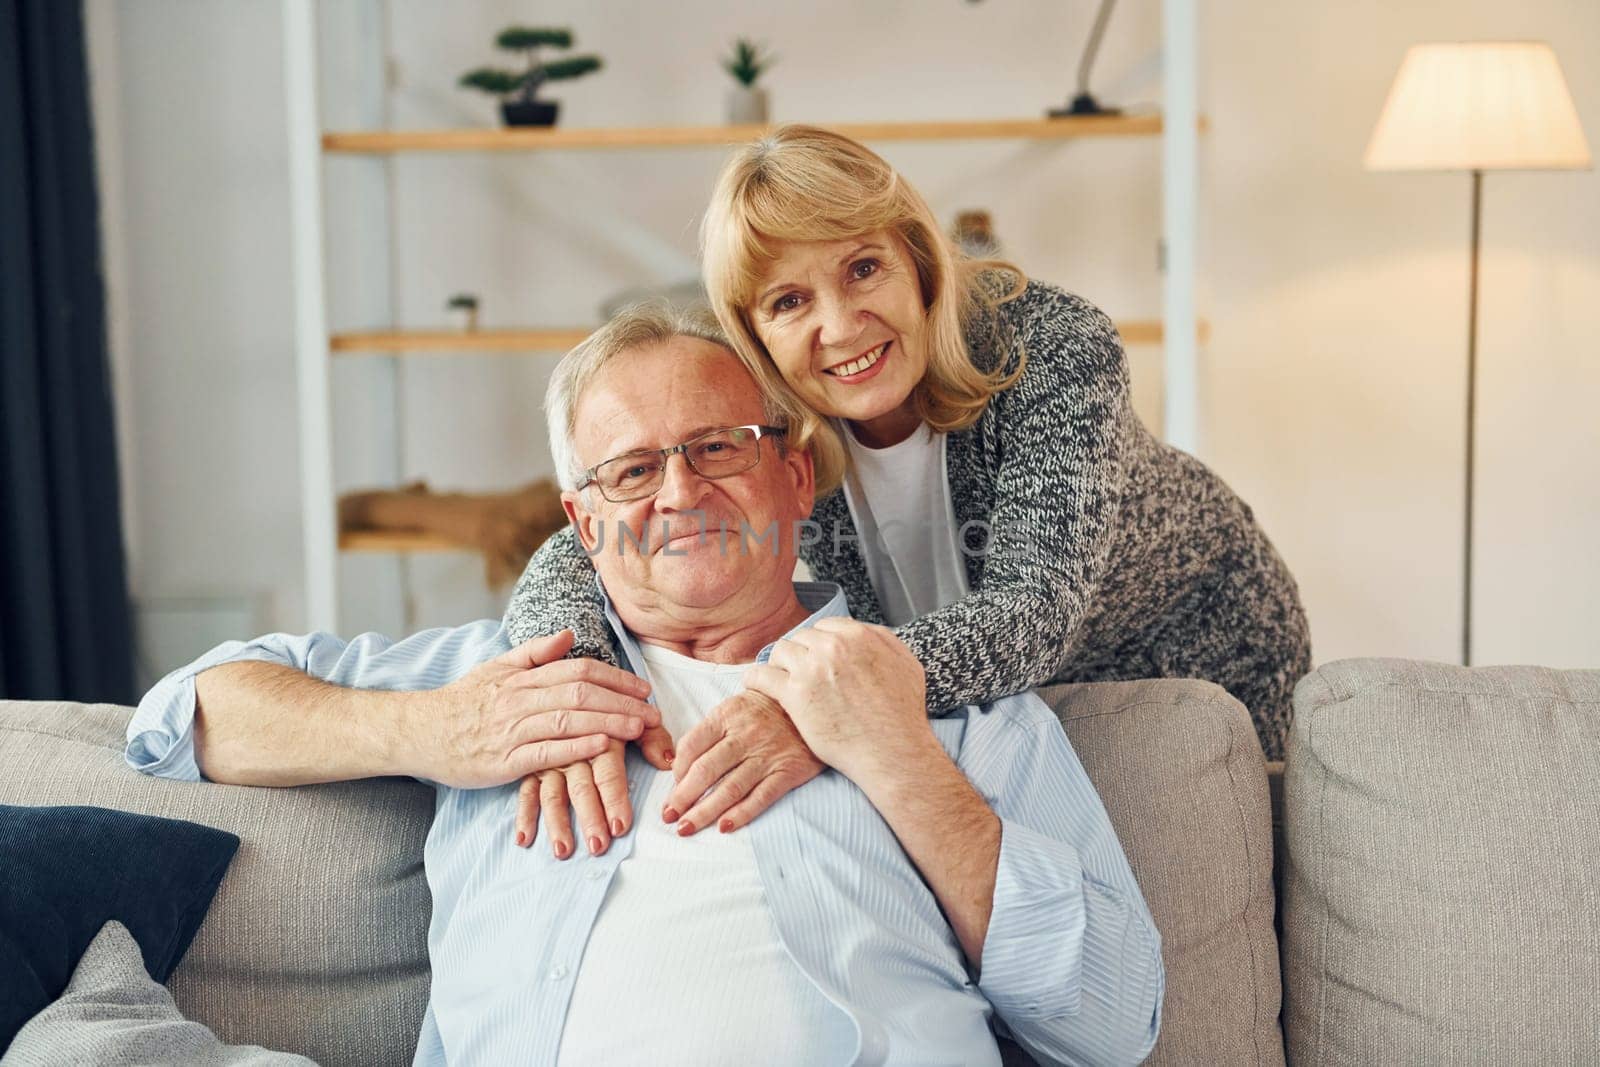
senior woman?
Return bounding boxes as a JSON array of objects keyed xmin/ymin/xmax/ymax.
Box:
[{"xmin": 504, "ymin": 125, "xmax": 1310, "ymax": 857}]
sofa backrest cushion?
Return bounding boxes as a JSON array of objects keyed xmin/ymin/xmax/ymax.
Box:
[
  {"xmin": 1282, "ymin": 659, "xmax": 1600, "ymax": 1063},
  {"xmin": 1039, "ymin": 679, "xmax": 1284, "ymax": 1066},
  {"xmin": 0, "ymin": 701, "xmax": 435, "ymax": 1067}
]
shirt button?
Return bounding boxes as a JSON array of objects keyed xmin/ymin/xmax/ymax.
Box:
[
  {"xmin": 587, "ymin": 867, "xmax": 606, "ymax": 881},
  {"xmin": 549, "ymin": 964, "xmax": 568, "ymax": 981}
]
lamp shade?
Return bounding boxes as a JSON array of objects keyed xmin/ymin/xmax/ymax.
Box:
[{"xmin": 1365, "ymin": 42, "xmax": 1592, "ymax": 172}]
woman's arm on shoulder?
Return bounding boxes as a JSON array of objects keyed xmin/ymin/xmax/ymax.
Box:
[
  {"xmin": 899, "ymin": 284, "xmax": 1131, "ymax": 711},
  {"xmin": 503, "ymin": 525, "xmax": 619, "ymax": 666}
]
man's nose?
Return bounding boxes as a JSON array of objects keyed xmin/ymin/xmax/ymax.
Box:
[
  {"xmin": 815, "ymin": 291, "xmax": 864, "ymax": 351},
  {"xmin": 653, "ymin": 452, "xmax": 712, "ymax": 511}
]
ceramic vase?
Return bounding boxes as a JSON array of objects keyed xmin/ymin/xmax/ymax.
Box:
[{"xmin": 726, "ymin": 85, "xmax": 768, "ymax": 125}]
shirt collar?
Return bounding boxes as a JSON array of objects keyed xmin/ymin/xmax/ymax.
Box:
[{"xmin": 597, "ymin": 578, "xmax": 850, "ymax": 671}]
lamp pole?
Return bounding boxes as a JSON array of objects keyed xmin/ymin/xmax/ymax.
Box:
[{"xmin": 1463, "ymin": 169, "xmax": 1481, "ymax": 667}]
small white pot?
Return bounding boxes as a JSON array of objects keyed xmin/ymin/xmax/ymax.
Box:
[
  {"xmin": 726, "ymin": 85, "xmax": 769, "ymax": 125},
  {"xmin": 447, "ymin": 307, "xmax": 479, "ymax": 333}
]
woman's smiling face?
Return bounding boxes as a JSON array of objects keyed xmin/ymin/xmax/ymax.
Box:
[{"xmin": 748, "ymin": 231, "xmax": 929, "ymax": 442}]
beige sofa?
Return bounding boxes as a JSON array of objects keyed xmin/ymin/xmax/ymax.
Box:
[{"xmin": 2, "ymin": 658, "xmax": 1596, "ymax": 1065}]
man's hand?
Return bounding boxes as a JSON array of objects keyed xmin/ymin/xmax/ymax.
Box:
[
  {"xmin": 743, "ymin": 617, "xmax": 930, "ymax": 784},
  {"xmin": 414, "ymin": 630, "xmax": 661, "ymax": 788},
  {"xmin": 661, "ymin": 689, "xmax": 824, "ymax": 837},
  {"xmin": 513, "ymin": 725, "xmax": 674, "ymax": 857}
]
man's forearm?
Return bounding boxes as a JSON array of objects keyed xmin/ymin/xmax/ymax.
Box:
[
  {"xmin": 854, "ymin": 737, "xmax": 1001, "ymax": 968},
  {"xmin": 194, "ymin": 661, "xmax": 428, "ymax": 786}
]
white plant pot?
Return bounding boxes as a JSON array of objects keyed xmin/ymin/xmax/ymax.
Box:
[
  {"xmin": 447, "ymin": 307, "xmax": 479, "ymax": 333},
  {"xmin": 726, "ymin": 85, "xmax": 769, "ymax": 125}
]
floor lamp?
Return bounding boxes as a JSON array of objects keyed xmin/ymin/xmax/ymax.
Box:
[{"xmin": 1364, "ymin": 42, "xmax": 1591, "ymax": 666}]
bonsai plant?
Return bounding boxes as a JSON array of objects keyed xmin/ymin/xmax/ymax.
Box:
[
  {"xmin": 445, "ymin": 293, "xmax": 480, "ymax": 332},
  {"xmin": 722, "ymin": 38, "xmax": 775, "ymax": 125},
  {"xmin": 459, "ymin": 27, "xmax": 602, "ymax": 127}
]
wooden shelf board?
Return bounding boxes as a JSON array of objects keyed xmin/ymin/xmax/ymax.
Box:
[
  {"xmin": 331, "ymin": 329, "xmax": 592, "ymax": 354},
  {"xmin": 322, "ymin": 115, "xmax": 1176, "ymax": 154},
  {"xmin": 331, "ymin": 320, "xmax": 1203, "ymax": 355},
  {"xmin": 338, "ymin": 529, "xmax": 471, "ymax": 553},
  {"xmin": 1117, "ymin": 320, "xmax": 1212, "ymax": 346}
]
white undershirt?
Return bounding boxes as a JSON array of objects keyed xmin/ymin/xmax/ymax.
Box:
[
  {"xmin": 843, "ymin": 424, "xmax": 970, "ymax": 627},
  {"xmin": 557, "ymin": 642, "xmax": 846, "ymax": 1065}
]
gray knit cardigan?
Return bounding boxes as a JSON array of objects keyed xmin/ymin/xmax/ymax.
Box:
[{"xmin": 504, "ymin": 281, "xmax": 1311, "ymax": 760}]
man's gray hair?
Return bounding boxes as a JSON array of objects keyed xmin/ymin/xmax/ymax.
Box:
[{"xmin": 546, "ymin": 301, "xmax": 787, "ymax": 492}]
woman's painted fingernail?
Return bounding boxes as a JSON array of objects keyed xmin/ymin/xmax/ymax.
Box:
[
  {"xmin": 719, "ymin": 818, "xmax": 734, "ymax": 834},
  {"xmin": 611, "ymin": 818, "xmax": 625, "ymax": 836},
  {"xmin": 662, "ymin": 806, "xmax": 679, "ymax": 823},
  {"xmin": 516, "ymin": 831, "xmax": 527, "ymax": 847},
  {"xmin": 588, "ymin": 835, "xmax": 603, "ymax": 855},
  {"xmin": 663, "ymin": 749, "xmax": 675, "ymax": 765},
  {"xmin": 676, "ymin": 819, "xmax": 695, "ymax": 837},
  {"xmin": 554, "ymin": 840, "xmax": 570, "ymax": 859}
]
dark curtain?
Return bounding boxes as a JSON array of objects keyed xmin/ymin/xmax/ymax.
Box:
[{"xmin": 0, "ymin": 0, "xmax": 135, "ymax": 703}]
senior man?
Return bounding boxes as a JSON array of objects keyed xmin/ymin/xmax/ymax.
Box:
[{"xmin": 127, "ymin": 305, "xmax": 1163, "ymax": 1066}]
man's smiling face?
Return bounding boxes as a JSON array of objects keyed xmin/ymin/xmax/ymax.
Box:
[{"xmin": 562, "ymin": 336, "xmax": 815, "ymax": 618}]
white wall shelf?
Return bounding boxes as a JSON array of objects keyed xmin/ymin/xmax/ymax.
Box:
[{"xmin": 285, "ymin": 1, "xmax": 1202, "ymax": 632}]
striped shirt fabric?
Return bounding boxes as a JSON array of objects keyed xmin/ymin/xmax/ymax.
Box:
[{"xmin": 126, "ymin": 582, "xmax": 1164, "ymax": 1066}]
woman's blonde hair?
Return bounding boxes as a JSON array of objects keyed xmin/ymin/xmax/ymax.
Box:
[{"xmin": 700, "ymin": 124, "xmax": 1027, "ymax": 438}]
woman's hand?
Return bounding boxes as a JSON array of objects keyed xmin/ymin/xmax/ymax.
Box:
[
  {"xmin": 514, "ymin": 725, "xmax": 674, "ymax": 857},
  {"xmin": 744, "ymin": 617, "xmax": 931, "ymax": 785},
  {"xmin": 661, "ymin": 689, "xmax": 825, "ymax": 837}
]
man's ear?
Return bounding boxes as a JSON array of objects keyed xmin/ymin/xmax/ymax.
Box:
[
  {"xmin": 561, "ymin": 490, "xmax": 601, "ymax": 553},
  {"xmin": 784, "ymin": 446, "xmax": 816, "ymax": 518}
]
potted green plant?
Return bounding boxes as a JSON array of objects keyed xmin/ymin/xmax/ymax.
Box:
[
  {"xmin": 459, "ymin": 27, "xmax": 602, "ymax": 127},
  {"xmin": 722, "ymin": 38, "xmax": 775, "ymax": 125},
  {"xmin": 446, "ymin": 293, "xmax": 480, "ymax": 332}
]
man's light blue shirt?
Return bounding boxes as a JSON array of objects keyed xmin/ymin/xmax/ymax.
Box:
[{"xmin": 127, "ymin": 583, "xmax": 1163, "ymax": 1066}]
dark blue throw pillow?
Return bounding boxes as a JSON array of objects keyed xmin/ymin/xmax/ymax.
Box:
[{"xmin": 0, "ymin": 804, "xmax": 240, "ymax": 1051}]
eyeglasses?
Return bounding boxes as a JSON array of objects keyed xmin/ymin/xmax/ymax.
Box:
[{"xmin": 577, "ymin": 424, "xmax": 788, "ymax": 503}]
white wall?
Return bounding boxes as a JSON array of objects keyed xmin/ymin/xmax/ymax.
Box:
[{"xmin": 90, "ymin": 0, "xmax": 1598, "ymax": 677}]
